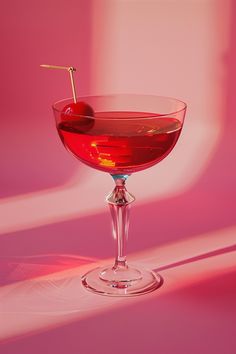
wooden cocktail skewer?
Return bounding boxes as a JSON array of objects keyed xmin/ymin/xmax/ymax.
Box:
[{"xmin": 40, "ymin": 64, "xmax": 77, "ymax": 103}]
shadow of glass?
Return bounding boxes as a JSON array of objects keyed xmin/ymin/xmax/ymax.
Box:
[{"xmin": 153, "ymin": 244, "xmax": 236, "ymax": 273}]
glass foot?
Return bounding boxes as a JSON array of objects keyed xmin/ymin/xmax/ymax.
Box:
[{"xmin": 82, "ymin": 265, "xmax": 163, "ymax": 297}]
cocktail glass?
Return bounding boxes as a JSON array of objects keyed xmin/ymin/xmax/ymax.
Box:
[{"xmin": 53, "ymin": 94, "xmax": 187, "ymax": 296}]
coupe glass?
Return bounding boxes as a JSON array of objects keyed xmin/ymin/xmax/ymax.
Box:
[{"xmin": 53, "ymin": 94, "xmax": 187, "ymax": 296}]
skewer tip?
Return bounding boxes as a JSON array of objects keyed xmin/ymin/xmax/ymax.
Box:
[{"xmin": 40, "ymin": 64, "xmax": 76, "ymax": 72}]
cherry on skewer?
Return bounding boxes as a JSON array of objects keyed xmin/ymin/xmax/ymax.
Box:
[
  {"xmin": 61, "ymin": 101, "xmax": 94, "ymax": 132},
  {"xmin": 40, "ymin": 64, "xmax": 95, "ymax": 131}
]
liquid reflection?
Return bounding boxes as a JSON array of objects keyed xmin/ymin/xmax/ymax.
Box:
[{"xmin": 0, "ymin": 225, "xmax": 235, "ymax": 343}]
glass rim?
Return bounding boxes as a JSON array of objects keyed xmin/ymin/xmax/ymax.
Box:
[{"xmin": 52, "ymin": 94, "xmax": 187, "ymax": 120}]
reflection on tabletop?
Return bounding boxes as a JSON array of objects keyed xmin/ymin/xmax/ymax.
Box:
[{"xmin": 0, "ymin": 225, "xmax": 235, "ymax": 343}]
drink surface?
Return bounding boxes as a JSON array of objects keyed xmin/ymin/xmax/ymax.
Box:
[{"xmin": 57, "ymin": 111, "xmax": 182, "ymax": 173}]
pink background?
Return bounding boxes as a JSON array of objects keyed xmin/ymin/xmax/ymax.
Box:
[{"xmin": 0, "ymin": 1, "xmax": 235, "ymax": 353}]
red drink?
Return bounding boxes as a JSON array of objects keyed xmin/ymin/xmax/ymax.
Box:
[{"xmin": 57, "ymin": 111, "xmax": 182, "ymax": 173}]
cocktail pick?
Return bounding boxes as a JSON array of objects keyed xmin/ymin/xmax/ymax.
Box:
[{"xmin": 40, "ymin": 64, "xmax": 77, "ymax": 103}]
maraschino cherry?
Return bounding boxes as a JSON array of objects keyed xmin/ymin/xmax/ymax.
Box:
[
  {"xmin": 40, "ymin": 64, "xmax": 95, "ymax": 132},
  {"xmin": 61, "ymin": 100, "xmax": 94, "ymax": 132}
]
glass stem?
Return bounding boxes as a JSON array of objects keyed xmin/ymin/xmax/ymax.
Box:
[{"xmin": 106, "ymin": 175, "xmax": 135, "ymax": 271}]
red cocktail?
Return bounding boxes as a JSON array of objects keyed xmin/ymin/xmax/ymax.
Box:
[
  {"xmin": 58, "ymin": 112, "xmax": 182, "ymax": 174},
  {"xmin": 53, "ymin": 94, "xmax": 187, "ymax": 296}
]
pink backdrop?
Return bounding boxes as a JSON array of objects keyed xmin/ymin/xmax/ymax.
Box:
[{"xmin": 0, "ymin": 1, "xmax": 235, "ymax": 353}]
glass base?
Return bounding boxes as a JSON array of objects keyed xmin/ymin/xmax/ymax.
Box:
[{"xmin": 82, "ymin": 265, "xmax": 163, "ymax": 297}]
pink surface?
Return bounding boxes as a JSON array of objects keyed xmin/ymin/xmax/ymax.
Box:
[{"xmin": 0, "ymin": 0, "xmax": 236, "ymax": 353}]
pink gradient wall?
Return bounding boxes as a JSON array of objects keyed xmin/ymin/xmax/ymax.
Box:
[
  {"xmin": 0, "ymin": 0, "xmax": 236, "ymax": 354},
  {"xmin": 0, "ymin": 0, "xmax": 93, "ymax": 197}
]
